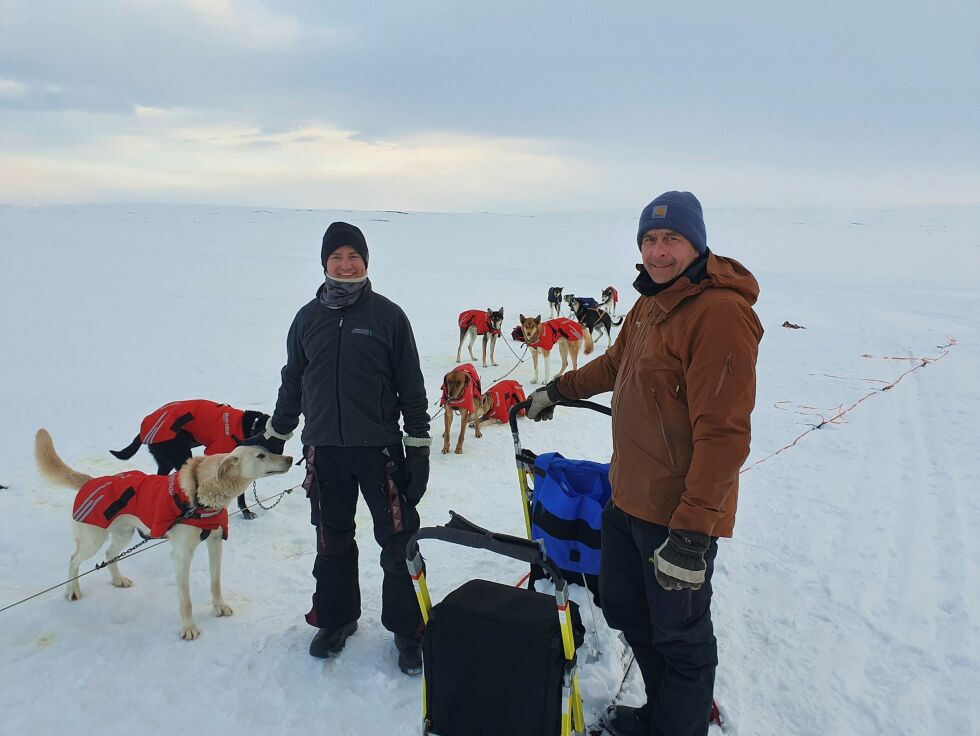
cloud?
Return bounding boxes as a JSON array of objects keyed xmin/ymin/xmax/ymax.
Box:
[
  {"xmin": 0, "ymin": 78, "xmax": 29, "ymax": 98},
  {"xmin": 0, "ymin": 108, "xmax": 587, "ymax": 210}
]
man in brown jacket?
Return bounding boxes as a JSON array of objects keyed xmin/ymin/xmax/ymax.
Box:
[{"xmin": 528, "ymin": 191, "xmax": 763, "ymax": 736}]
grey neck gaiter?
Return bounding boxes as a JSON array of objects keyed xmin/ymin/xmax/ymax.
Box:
[{"xmin": 320, "ymin": 274, "xmax": 369, "ymax": 309}]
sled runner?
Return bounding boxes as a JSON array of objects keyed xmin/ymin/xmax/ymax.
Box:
[{"xmin": 407, "ymin": 511, "xmax": 586, "ymax": 736}]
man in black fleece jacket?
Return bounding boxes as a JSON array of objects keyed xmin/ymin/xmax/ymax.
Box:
[{"xmin": 243, "ymin": 222, "xmax": 431, "ymax": 674}]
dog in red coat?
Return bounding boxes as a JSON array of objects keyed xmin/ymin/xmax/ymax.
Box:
[
  {"xmin": 519, "ymin": 315, "xmax": 594, "ymax": 384},
  {"xmin": 456, "ymin": 308, "xmax": 504, "ymax": 367},
  {"xmin": 36, "ymin": 429, "xmax": 291, "ymax": 640},
  {"xmin": 110, "ymin": 400, "xmax": 270, "ymax": 519},
  {"xmin": 439, "ymin": 363, "xmax": 493, "ymax": 454}
]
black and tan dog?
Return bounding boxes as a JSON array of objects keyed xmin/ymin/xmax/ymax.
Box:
[
  {"xmin": 456, "ymin": 308, "xmax": 504, "ymax": 367},
  {"xmin": 111, "ymin": 400, "xmax": 269, "ymax": 520},
  {"xmin": 569, "ymin": 298, "xmax": 624, "ymax": 348},
  {"xmin": 439, "ymin": 363, "xmax": 492, "ymax": 454},
  {"xmin": 547, "ymin": 286, "xmax": 564, "ymax": 318}
]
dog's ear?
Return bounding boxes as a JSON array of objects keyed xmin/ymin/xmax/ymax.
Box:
[
  {"xmin": 519, "ymin": 313, "xmax": 526, "ymax": 323},
  {"xmin": 218, "ymin": 455, "xmax": 241, "ymax": 481},
  {"xmin": 535, "ymin": 315, "xmax": 541, "ymax": 323}
]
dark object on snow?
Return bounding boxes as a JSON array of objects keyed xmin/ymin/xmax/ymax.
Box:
[
  {"xmin": 407, "ymin": 512, "xmax": 585, "ymax": 736},
  {"xmin": 309, "ymin": 621, "xmax": 357, "ymax": 658},
  {"xmin": 601, "ymin": 702, "xmax": 650, "ymax": 736},
  {"xmin": 0, "ymin": 484, "xmax": 7, "ymax": 490},
  {"xmin": 782, "ymin": 320, "xmax": 805, "ymax": 329}
]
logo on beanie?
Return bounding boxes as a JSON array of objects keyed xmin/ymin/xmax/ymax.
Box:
[{"xmin": 652, "ymin": 205, "xmax": 668, "ymax": 218}]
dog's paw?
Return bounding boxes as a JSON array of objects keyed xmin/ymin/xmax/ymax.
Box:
[
  {"xmin": 454, "ymin": 447, "xmax": 463, "ymax": 455},
  {"xmin": 441, "ymin": 446, "xmax": 450, "ymax": 454},
  {"xmin": 213, "ymin": 602, "xmax": 234, "ymax": 617},
  {"xmin": 112, "ymin": 576, "xmax": 134, "ymax": 588},
  {"xmin": 180, "ymin": 624, "xmax": 201, "ymax": 640},
  {"xmin": 65, "ymin": 587, "xmax": 81, "ymax": 601}
]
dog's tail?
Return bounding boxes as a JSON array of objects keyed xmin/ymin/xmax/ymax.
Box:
[
  {"xmin": 35, "ymin": 429, "xmax": 92, "ymax": 490},
  {"xmin": 109, "ymin": 434, "xmax": 142, "ymax": 460},
  {"xmin": 582, "ymin": 324, "xmax": 595, "ymax": 355},
  {"xmin": 611, "ymin": 315, "xmax": 624, "ymax": 326}
]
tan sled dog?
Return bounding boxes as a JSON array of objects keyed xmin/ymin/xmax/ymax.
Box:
[
  {"xmin": 439, "ymin": 364, "xmax": 492, "ymax": 454},
  {"xmin": 519, "ymin": 315, "xmax": 595, "ymax": 383},
  {"xmin": 35, "ymin": 429, "xmax": 292, "ymax": 640}
]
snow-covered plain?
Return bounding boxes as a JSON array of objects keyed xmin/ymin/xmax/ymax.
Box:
[{"xmin": 1, "ymin": 202, "xmax": 978, "ymax": 735}]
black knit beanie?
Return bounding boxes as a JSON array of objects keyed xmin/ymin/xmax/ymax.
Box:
[{"xmin": 321, "ymin": 222, "xmax": 369, "ymax": 269}]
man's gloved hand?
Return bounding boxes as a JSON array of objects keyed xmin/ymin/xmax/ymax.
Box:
[
  {"xmin": 402, "ymin": 439, "xmax": 430, "ymax": 505},
  {"xmin": 238, "ymin": 419, "xmax": 292, "ymax": 456},
  {"xmin": 527, "ymin": 379, "xmax": 566, "ymax": 421},
  {"xmin": 650, "ymin": 529, "xmax": 711, "ymax": 591}
]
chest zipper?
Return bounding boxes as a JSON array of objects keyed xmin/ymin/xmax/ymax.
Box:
[
  {"xmin": 651, "ymin": 386, "xmax": 676, "ymax": 467},
  {"xmin": 336, "ymin": 315, "xmax": 345, "ymax": 444},
  {"xmin": 714, "ymin": 350, "xmax": 734, "ymax": 397}
]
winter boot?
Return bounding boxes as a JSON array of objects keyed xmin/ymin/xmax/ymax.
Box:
[
  {"xmin": 394, "ymin": 634, "xmax": 423, "ymax": 675},
  {"xmin": 309, "ymin": 621, "xmax": 357, "ymax": 658},
  {"xmin": 601, "ymin": 703, "xmax": 650, "ymax": 736}
]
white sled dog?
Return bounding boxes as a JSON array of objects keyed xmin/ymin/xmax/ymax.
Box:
[{"xmin": 34, "ymin": 428, "xmax": 292, "ymax": 640}]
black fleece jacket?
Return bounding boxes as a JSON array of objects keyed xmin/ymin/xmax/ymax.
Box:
[{"xmin": 271, "ymin": 281, "xmax": 430, "ymax": 447}]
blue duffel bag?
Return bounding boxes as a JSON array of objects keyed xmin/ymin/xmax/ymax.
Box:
[{"xmin": 530, "ymin": 452, "xmax": 612, "ymax": 576}]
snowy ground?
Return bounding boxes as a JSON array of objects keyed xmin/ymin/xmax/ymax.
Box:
[{"xmin": 1, "ymin": 202, "xmax": 978, "ymax": 735}]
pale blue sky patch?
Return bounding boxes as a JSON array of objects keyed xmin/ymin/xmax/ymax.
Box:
[{"xmin": 0, "ymin": 0, "xmax": 977, "ymax": 209}]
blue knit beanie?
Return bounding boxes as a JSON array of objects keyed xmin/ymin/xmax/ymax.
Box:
[{"xmin": 636, "ymin": 191, "xmax": 707, "ymax": 254}]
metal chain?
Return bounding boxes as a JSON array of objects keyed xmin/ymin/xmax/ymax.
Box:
[{"xmin": 249, "ymin": 481, "xmax": 298, "ymax": 511}]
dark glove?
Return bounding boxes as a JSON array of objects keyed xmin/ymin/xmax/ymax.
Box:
[
  {"xmin": 650, "ymin": 529, "xmax": 711, "ymax": 591},
  {"xmin": 238, "ymin": 419, "xmax": 292, "ymax": 456},
  {"xmin": 402, "ymin": 442, "xmax": 430, "ymax": 505},
  {"xmin": 527, "ymin": 379, "xmax": 566, "ymax": 421}
]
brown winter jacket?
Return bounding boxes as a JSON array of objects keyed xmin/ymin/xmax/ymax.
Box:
[{"xmin": 557, "ymin": 252, "xmax": 763, "ymax": 537}]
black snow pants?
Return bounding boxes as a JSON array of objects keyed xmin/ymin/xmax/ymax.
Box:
[
  {"xmin": 305, "ymin": 444, "xmax": 423, "ymax": 639},
  {"xmin": 599, "ymin": 502, "xmax": 719, "ymax": 736}
]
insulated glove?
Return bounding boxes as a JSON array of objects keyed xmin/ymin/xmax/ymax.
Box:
[
  {"xmin": 651, "ymin": 529, "xmax": 711, "ymax": 591},
  {"xmin": 527, "ymin": 379, "xmax": 566, "ymax": 421},
  {"xmin": 402, "ymin": 441, "xmax": 430, "ymax": 505},
  {"xmin": 238, "ymin": 419, "xmax": 292, "ymax": 456}
]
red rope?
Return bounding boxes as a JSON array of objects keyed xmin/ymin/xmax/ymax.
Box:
[{"xmin": 742, "ymin": 337, "xmax": 956, "ymax": 474}]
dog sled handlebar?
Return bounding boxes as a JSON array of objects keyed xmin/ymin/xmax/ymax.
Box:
[
  {"xmin": 406, "ymin": 510, "xmax": 566, "ymax": 588},
  {"xmin": 508, "ymin": 398, "xmax": 612, "ymax": 433}
]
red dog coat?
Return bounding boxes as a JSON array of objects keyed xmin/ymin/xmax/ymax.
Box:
[
  {"xmin": 482, "ymin": 380, "xmax": 527, "ymax": 424},
  {"xmin": 440, "ymin": 362, "xmax": 483, "ymax": 413},
  {"xmin": 458, "ymin": 310, "xmax": 502, "ymax": 337},
  {"xmin": 72, "ymin": 470, "xmax": 228, "ymax": 539},
  {"xmin": 527, "ymin": 318, "xmax": 584, "ymax": 351},
  {"xmin": 139, "ymin": 400, "xmax": 246, "ymax": 454},
  {"xmin": 606, "ymin": 286, "xmax": 619, "ymax": 304}
]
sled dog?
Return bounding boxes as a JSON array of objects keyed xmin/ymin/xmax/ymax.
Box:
[
  {"xmin": 439, "ymin": 364, "xmax": 492, "ymax": 454},
  {"xmin": 110, "ymin": 399, "xmax": 270, "ymax": 520},
  {"xmin": 456, "ymin": 308, "xmax": 504, "ymax": 367},
  {"xmin": 35, "ymin": 429, "xmax": 291, "ymax": 640},
  {"xmin": 519, "ymin": 315, "xmax": 594, "ymax": 384}
]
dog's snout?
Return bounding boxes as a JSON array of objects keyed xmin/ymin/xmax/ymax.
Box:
[{"xmin": 282, "ymin": 456, "xmax": 293, "ymax": 465}]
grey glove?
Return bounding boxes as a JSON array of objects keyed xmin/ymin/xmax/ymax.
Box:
[
  {"xmin": 527, "ymin": 379, "xmax": 566, "ymax": 421},
  {"xmin": 650, "ymin": 529, "xmax": 711, "ymax": 591},
  {"xmin": 238, "ymin": 418, "xmax": 293, "ymax": 456}
]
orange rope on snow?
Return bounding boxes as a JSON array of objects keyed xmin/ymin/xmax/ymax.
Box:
[{"xmin": 742, "ymin": 337, "xmax": 957, "ymax": 475}]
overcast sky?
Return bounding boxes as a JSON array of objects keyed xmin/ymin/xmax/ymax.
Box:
[{"xmin": 1, "ymin": 1, "xmax": 977, "ymax": 211}]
